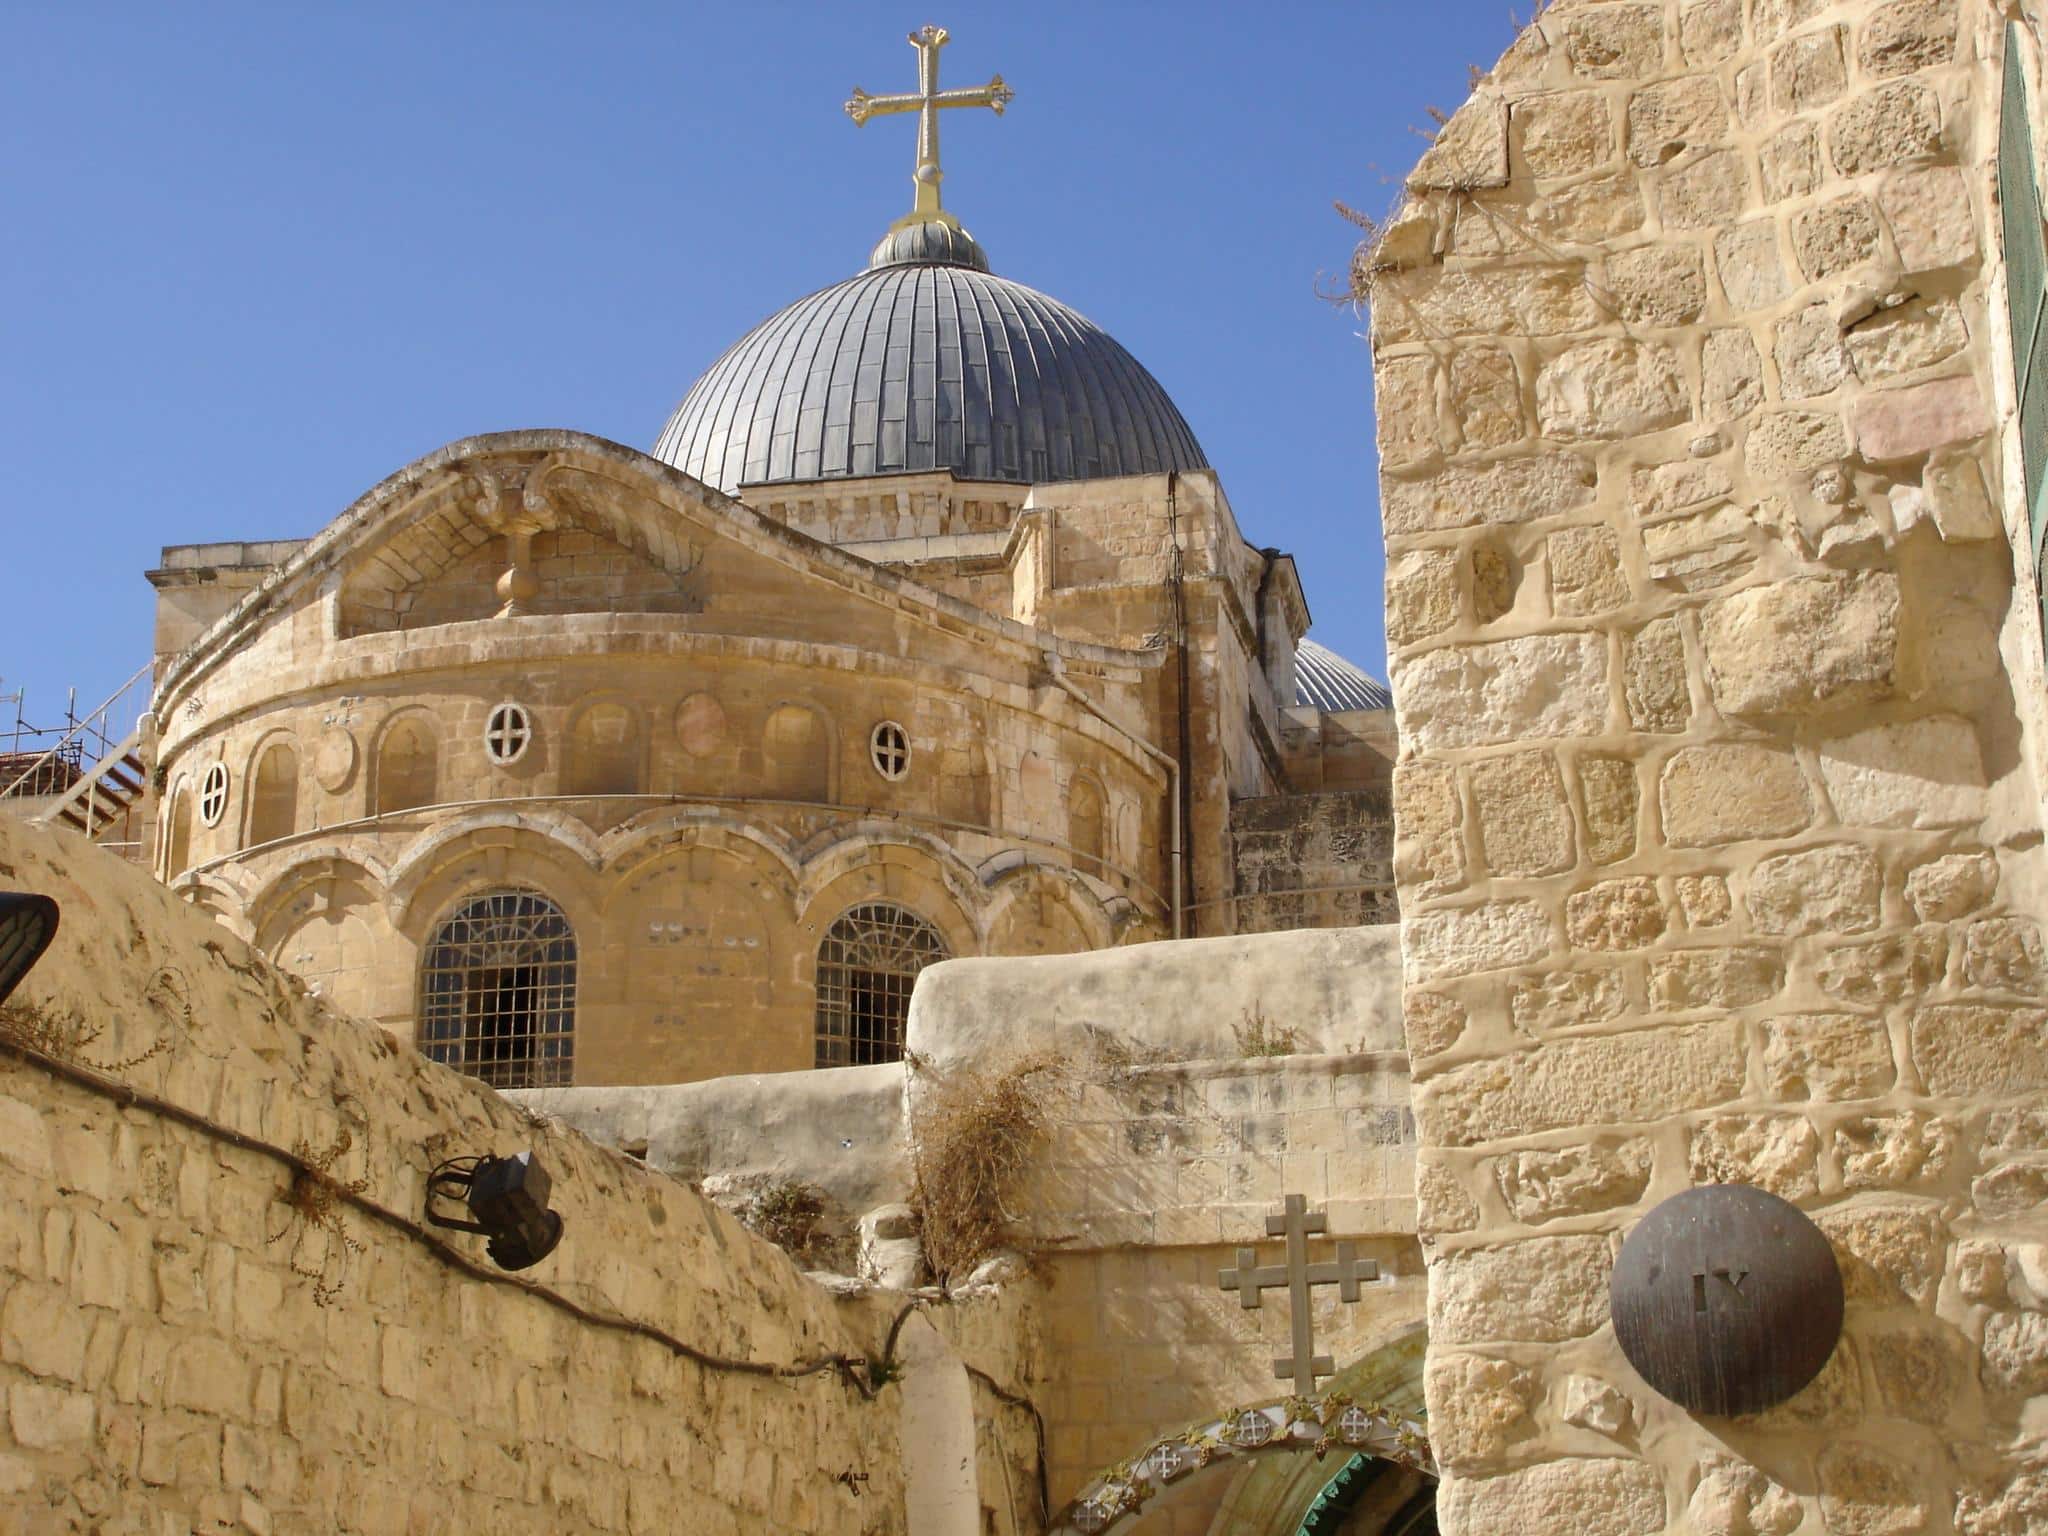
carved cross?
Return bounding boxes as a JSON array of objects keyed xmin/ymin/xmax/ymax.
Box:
[
  {"xmin": 1219, "ymin": 1194, "xmax": 1379, "ymax": 1397},
  {"xmin": 845, "ymin": 25, "xmax": 1012, "ymax": 226}
]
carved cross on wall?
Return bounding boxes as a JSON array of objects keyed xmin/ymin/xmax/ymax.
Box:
[{"xmin": 1219, "ymin": 1193, "xmax": 1379, "ymax": 1397}]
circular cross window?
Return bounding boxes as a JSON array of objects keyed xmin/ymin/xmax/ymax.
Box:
[
  {"xmin": 198, "ymin": 763, "xmax": 230, "ymax": 827},
  {"xmin": 484, "ymin": 702, "xmax": 533, "ymax": 765},
  {"xmin": 869, "ymin": 720, "xmax": 910, "ymax": 781}
]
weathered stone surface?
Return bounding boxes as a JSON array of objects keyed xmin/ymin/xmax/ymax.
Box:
[
  {"xmin": 1923, "ymin": 447, "xmax": 2001, "ymax": 539},
  {"xmin": 1676, "ymin": 874, "xmax": 1732, "ymax": 928},
  {"xmin": 1642, "ymin": 502, "xmax": 1758, "ymax": 592},
  {"xmin": 1471, "ymin": 539, "xmax": 1515, "ymax": 623},
  {"xmin": 1690, "ymin": 1455, "xmax": 1803, "ymax": 1536},
  {"xmin": 1649, "ymin": 945, "xmax": 1785, "ymax": 1011},
  {"xmin": 1417, "ymin": 1156, "xmax": 1481, "ymax": 1232},
  {"xmin": 1816, "ymin": 931, "xmax": 1945, "ymax": 1008},
  {"xmin": 1408, "ymin": 990, "xmax": 1468, "ymax": 1059},
  {"xmin": 1859, "ymin": 0, "xmax": 1957, "ymax": 76},
  {"xmin": 1816, "ymin": 1203, "xmax": 1945, "ymax": 1307},
  {"xmin": 1580, "ymin": 757, "xmax": 1639, "ymax": 865},
  {"xmin": 1495, "ymin": 1141, "xmax": 1651, "ymax": 1224},
  {"xmin": 1956, "ymin": 1464, "xmax": 2048, "ymax": 1536},
  {"xmin": 1470, "ymin": 751, "xmax": 1576, "ymax": 879},
  {"xmin": 1702, "ymin": 573, "xmax": 1898, "ymax": 715},
  {"xmin": 1818, "ymin": 1442, "xmax": 1927, "ymax": 1536},
  {"xmin": 1774, "ymin": 305, "xmax": 1854, "ymax": 399},
  {"xmin": 1412, "ymin": 98, "xmax": 1510, "ymax": 190},
  {"xmin": 1417, "ymin": 1022, "xmax": 1745, "ymax": 1146},
  {"xmin": 1438, "ymin": 1458, "xmax": 1665, "ymax": 1536},
  {"xmin": 1818, "ymin": 715, "xmax": 1986, "ymax": 829},
  {"xmin": 1549, "ymin": 525, "xmax": 1629, "ymax": 618},
  {"xmin": 1756, "ymin": 0, "xmax": 1826, "ymax": 41},
  {"xmin": 1970, "ymin": 1160, "xmax": 2048, "ymax": 1220},
  {"xmin": 1386, "ymin": 548, "xmax": 1459, "ymax": 647},
  {"xmin": 1688, "ymin": 1113, "xmax": 1821, "ymax": 1198},
  {"xmin": 1374, "ymin": 264, "xmax": 1606, "ymax": 344},
  {"xmin": 1834, "ymin": 1111, "xmax": 1958, "ymax": 1191},
  {"xmin": 1607, "ymin": 244, "xmax": 1707, "ymax": 327},
  {"xmin": 1382, "ymin": 452, "xmax": 1596, "ymax": 535},
  {"xmin": 1660, "ymin": 743, "xmax": 1813, "ymax": 847},
  {"xmin": 1905, "ymin": 850, "xmax": 1997, "ymax": 922},
  {"xmin": 1394, "ymin": 632, "xmax": 1611, "ymax": 750},
  {"xmin": 1536, "ymin": 339, "xmax": 1688, "ymax": 441},
  {"xmin": 1560, "ymin": 1374, "xmax": 1635, "ymax": 1438},
  {"xmin": 1772, "ymin": 26, "xmax": 1848, "ymax": 112},
  {"xmin": 1745, "ymin": 844, "xmax": 1883, "ymax": 936},
  {"xmin": 1511, "ymin": 968, "xmax": 1626, "ymax": 1034},
  {"xmin": 1561, "ymin": 6, "xmax": 1664, "ymax": 79},
  {"xmin": 1761, "ymin": 120, "xmax": 1820, "ymax": 202},
  {"xmin": 1527, "ymin": 172, "xmax": 1649, "ymax": 246},
  {"xmin": 1982, "ymin": 1310, "xmax": 2048, "ymax": 1397},
  {"xmin": 1515, "ymin": 90, "xmax": 1615, "ymax": 178},
  {"xmin": 1793, "ymin": 197, "xmax": 1884, "ymax": 282},
  {"xmin": 1622, "ymin": 616, "xmax": 1692, "ymax": 732},
  {"xmin": 1962, "ymin": 918, "xmax": 2046, "ymax": 993},
  {"xmin": 1633, "ymin": 458, "xmax": 1732, "ymax": 520},
  {"xmin": 1449, "ymin": 346, "xmax": 1525, "ymax": 450},
  {"xmin": 1427, "ymin": 1353, "xmax": 1538, "ymax": 1469},
  {"xmin": 1627, "ymin": 76, "xmax": 1729, "ymax": 168},
  {"xmin": 1566, "ymin": 877, "xmax": 1668, "ymax": 951},
  {"xmin": 1854, "ymin": 373, "xmax": 1993, "ymax": 465},
  {"xmin": 1743, "ymin": 409, "xmax": 1851, "ymax": 478},
  {"xmin": 1878, "ymin": 166, "xmax": 1976, "ymax": 273},
  {"xmin": 1844, "ymin": 297, "xmax": 1967, "ymax": 380},
  {"xmin": 1375, "ymin": 355, "xmax": 1441, "ymax": 469},
  {"xmin": 1660, "ymin": 148, "xmax": 1752, "ymax": 230},
  {"xmin": 1761, "ymin": 1013, "xmax": 1896, "ymax": 1100},
  {"xmin": 1680, "ymin": 0, "xmax": 1743, "ymax": 65},
  {"xmin": 1404, "ymin": 899, "xmax": 1554, "ymax": 983},
  {"xmin": 1393, "ymin": 760, "xmax": 1466, "ymax": 899},
  {"xmin": 1704, "ymin": 327, "xmax": 1766, "ymax": 417},
  {"xmin": 1829, "ymin": 81, "xmax": 1942, "ymax": 178},
  {"xmin": 1430, "ymin": 1234, "xmax": 1613, "ymax": 1344}
]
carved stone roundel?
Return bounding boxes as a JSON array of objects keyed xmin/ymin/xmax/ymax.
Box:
[
  {"xmin": 312, "ymin": 726, "xmax": 358, "ymax": 793},
  {"xmin": 1611, "ymin": 1183, "xmax": 1843, "ymax": 1416},
  {"xmin": 676, "ymin": 692, "xmax": 726, "ymax": 758}
]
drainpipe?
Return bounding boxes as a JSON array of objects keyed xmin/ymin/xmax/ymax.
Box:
[
  {"xmin": 1045, "ymin": 651, "xmax": 1183, "ymax": 941},
  {"xmin": 1165, "ymin": 472, "xmax": 1196, "ymax": 933}
]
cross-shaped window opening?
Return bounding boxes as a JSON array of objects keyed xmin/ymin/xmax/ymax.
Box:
[
  {"xmin": 199, "ymin": 763, "xmax": 230, "ymax": 827},
  {"xmin": 484, "ymin": 702, "xmax": 533, "ymax": 765},
  {"xmin": 869, "ymin": 720, "xmax": 910, "ymax": 781}
]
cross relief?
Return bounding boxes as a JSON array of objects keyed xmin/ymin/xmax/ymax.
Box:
[{"xmin": 1219, "ymin": 1194, "xmax": 1380, "ymax": 1397}]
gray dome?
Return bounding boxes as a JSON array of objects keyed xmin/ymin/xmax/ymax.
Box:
[
  {"xmin": 653, "ymin": 222, "xmax": 1208, "ymax": 494},
  {"xmin": 1295, "ymin": 639, "xmax": 1392, "ymax": 712}
]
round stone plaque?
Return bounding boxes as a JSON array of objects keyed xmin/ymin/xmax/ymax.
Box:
[
  {"xmin": 312, "ymin": 726, "xmax": 358, "ymax": 793},
  {"xmin": 1611, "ymin": 1184, "xmax": 1842, "ymax": 1416}
]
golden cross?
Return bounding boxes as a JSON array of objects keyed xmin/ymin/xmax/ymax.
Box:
[
  {"xmin": 845, "ymin": 25, "xmax": 1012, "ymax": 229},
  {"xmin": 1219, "ymin": 1194, "xmax": 1379, "ymax": 1398}
]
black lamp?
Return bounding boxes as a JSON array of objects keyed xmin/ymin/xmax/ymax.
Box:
[
  {"xmin": 426, "ymin": 1151, "xmax": 564, "ymax": 1271},
  {"xmin": 0, "ymin": 894, "xmax": 59, "ymax": 1007}
]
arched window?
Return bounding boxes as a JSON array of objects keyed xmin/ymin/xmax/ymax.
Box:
[
  {"xmin": 247, "ymin": 741, "xmax": 299, "ymax": 848},
  {"xmin": 764, "ymin": 704, "xmax": 831, "ymax": 801},
  {"xmin": 814, "ymin": 903, "xmax": 950, "ymax": 1068},
  {"xmin": 565, "ymin": 701, "xmax": 640, "ymax": 797},
  {"xmin": 376, "ymin": 717, "xmax": 437, "ymax": 815},
  {"xmin": 165, "ymin": 783, "xmax": 194, "ymax": 880},
  {"xmin": 418, "ymin": 891, "xmax": 576, "ymax": 1088},
  {"xmin": 1068, "ymin": 775, "xmax": 1106, "ymax": 876}
]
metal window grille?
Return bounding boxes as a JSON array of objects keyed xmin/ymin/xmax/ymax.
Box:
[
  {"xmin": 2001, "ymin": 25, "xmax": 2048, "ymax": 644},
  {"xmin": 813, "ymin": 902, "xmax": 949, "ymax": 1067},
  {"xmin": 418, "ymin": 890, "xmax": 576, "ymax": 1088}
]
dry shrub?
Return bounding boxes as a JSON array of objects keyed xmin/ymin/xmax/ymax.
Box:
[
  {"xmin": 1232, "ymin": 1005, "xmax": 1302, "ymax": 1058},
  {"xmin": 0, "ymin": 966, "xmax": 182, "ymax": 1074},
  {"xmin": 910, "ymin": 1050, "xmax": 1063, "ymax": 1284},
  {"xmin": 268, "ymin": 1129, "xmax": 369, "ymax": 1305},
  {"xmin": 741, "ymin": 1179, "xmax": 852, "ymax": 1271}
]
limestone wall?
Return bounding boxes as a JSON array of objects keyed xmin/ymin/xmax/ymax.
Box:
[
  {"xmin": 1229, "ymin": 786, "xmax": 1399, "ymax": 933},
  {"xmin": 0, "ymin": 816, "xmax": 1040, "ymax": 1534},
  {"xmin": 1372, "ymin": 0, "xmax": 2048, "ymax": 1527}
]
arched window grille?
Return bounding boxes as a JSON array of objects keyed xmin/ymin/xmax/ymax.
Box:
[
  {"xmin": 418, "ymin": 891, "xmax": 576, "ymax": 1088},
  {"xmin": 814, "ymin": 903, "xmax": 949, "ymax": 1068}
]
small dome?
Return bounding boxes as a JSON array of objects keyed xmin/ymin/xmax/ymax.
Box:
[
  {"xmin": 1295, "ymin": 639, "xmax": 1392, "ymax": 712},
  {"xmin": 652, "ymin": 226, "xmax": 1208, "ymax": 495}
]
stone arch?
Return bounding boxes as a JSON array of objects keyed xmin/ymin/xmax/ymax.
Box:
[
  {"xmin": 1066, "ymin": 771, "xmax": 1108, "ymax": 877},
  {"xmin": 373, "ymin": 710, "xmax": 438, "ymax": 815},
  {"xmin": 385, "ymin": 813, "xmax": 604, "ymax": 938},
  {"xmin": 763, "ymin": 702, "xmax": 833, "ymax": 802},
  {"xmin": 564, "ymin": 696, "xmax": 643, "ymax": 798},
  {"xmin": 245, "ymin": 735, "xmax": 300, "ymax": 849},
  {"xmin": 250, "ymin": 854, "xmax": 405, "ymax": 1025},
  {"xmin": 984, "ymin": 863, "xmax": 1113, "ymax": 956},
  {"xmin": 796, "ymin": 824, "xmax": 986, "ymax": 933}
]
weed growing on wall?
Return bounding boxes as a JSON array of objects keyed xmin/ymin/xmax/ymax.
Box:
[{"xmin": 908, "ymin": 1050, "xmax": 1062, "ymax": 1284}]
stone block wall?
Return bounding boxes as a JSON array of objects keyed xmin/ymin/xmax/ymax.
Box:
[
  {"xmin": 0, "ymin": 815, "xmax": 1039, "ymax": 1534},
  {"xmin": 1372, "ymin": 0, "xmax": 2048, "ymax": 1528},
  {"xmin": 1229, "ymin": 786, "xmax": 1399, "ymax": 933}
]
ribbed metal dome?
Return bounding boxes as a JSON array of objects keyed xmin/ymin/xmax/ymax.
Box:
[
  {"xmin": 652, "ymin": 222, "xmax": 1208, "ymax": 494},
  {"xmin": 1295, "ymin": 639, "xmax": 1393, "ymax": 712}
]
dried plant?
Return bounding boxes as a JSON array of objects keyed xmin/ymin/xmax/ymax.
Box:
[
  {"xmin": 741, "ymin": 1179, "xmax": 852, "ymax": 1270},
  {"xmin": 1232, "ymin": 1006, "xmax": 1303, "ymax": 1059},
  {"xmin": 909, "ymin": 1050, "xmax": 1062, "ymax": 1284},
  {"xmin": 269, "ymin": 1128, "xmax": 369, "ymax": 1306},
  {"xmin": 0, "ymin": 965, "xmax": 183, "ymax": 1074}
]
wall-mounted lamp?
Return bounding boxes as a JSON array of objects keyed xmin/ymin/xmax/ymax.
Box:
[
  {"xmin": 426, "ymin": 1151, "xmax": 564, "ymax": 1271},
  {"xmin": 0, "ymin": 894, "xmax": 59, "ymax": 1006}
]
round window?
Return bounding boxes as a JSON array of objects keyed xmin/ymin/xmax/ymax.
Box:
[
  {"xmin": 484, "ymin": 702, "xmax": 533, "ymax": 766},
  {"xmin": 198, "ymin": 763, "xmax": 230, "ymax": 827},
  {"xmin": 869, "ymin": 721, "xmax": 910, "ymax": 781}
]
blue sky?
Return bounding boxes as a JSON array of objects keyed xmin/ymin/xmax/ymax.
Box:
[{"xmin": 0, "ymin": 2, "xmax": 1517, "ymax": 735}]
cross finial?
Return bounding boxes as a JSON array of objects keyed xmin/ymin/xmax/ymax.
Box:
[
  {"xmin": 845, "ymin": 25, "xmax": 1013, "ymax": 230},
  {"xmin": 1218, "ymin": 1194, "xmax": 1381, "ymax": 1398}
]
